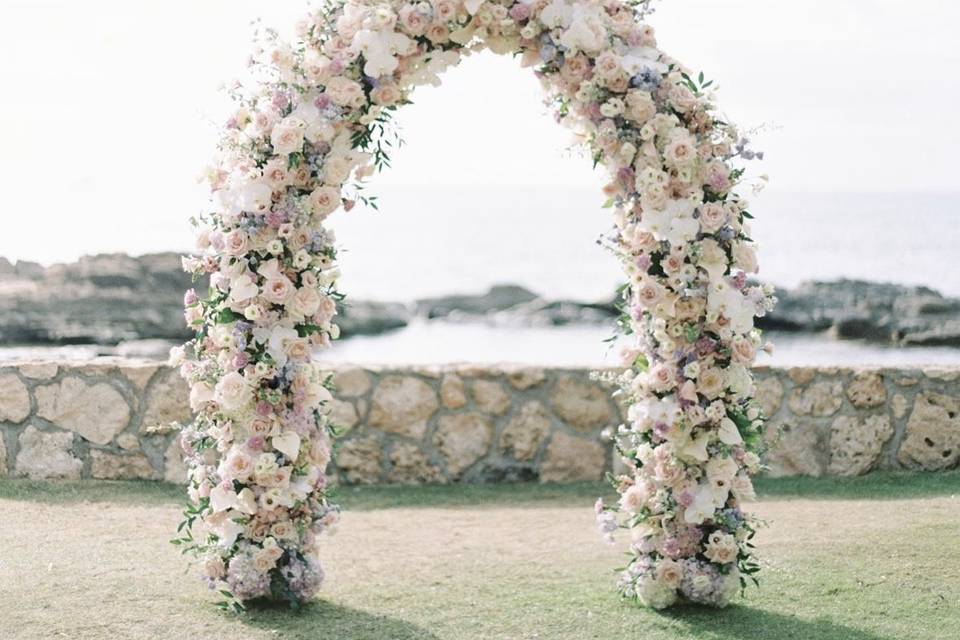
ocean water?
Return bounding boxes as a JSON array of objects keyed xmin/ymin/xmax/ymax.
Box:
[
  {"xmin": 2, "ymin": 326, "xmax": 956, "ymax": 367},
  {"xmin": 318, "ymin": 322, "xmax": 960, "ymax": 368},
  {"xmin": 329, "ymin": 187, "xmax": 960, "ymax": 301}
]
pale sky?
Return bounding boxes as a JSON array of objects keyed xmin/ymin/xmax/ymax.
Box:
[{"xmin": 1, "ymin": 0, "xmax": 958, "ymax": 265}]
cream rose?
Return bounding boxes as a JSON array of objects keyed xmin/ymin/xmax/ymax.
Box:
[
  {"xmin": 270, "ymin": 117, "xmax": 306, "ymax": 156},
  {"xmin": 290, "ymin": 286, "xmax": 322, "ymax": 317},
  {"xmin": 309, "ymin": 185, "xmax": 341, "ymax": 218},
  {"xmin": 699, "ymin": 202, "xmax": 727, "ymax": 233},
  {"xmin": 223, "ymin": 229, "xmax": 249, "ymax": 256},
  {"xmin": 655, "ymin": 558, "xmax": 683, "ymax": 589},
  {"xmin": 262, "ymin": 275, "xmax": 295, "ymax": 305}
]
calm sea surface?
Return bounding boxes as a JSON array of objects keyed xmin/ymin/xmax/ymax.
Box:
[
  {"xmin": 1, "ymin": 327, "xmax": 957, "ymax": 367},
  {"xmin": 330, "ymin": 187, "xmax": 960, "ymax": 301}
]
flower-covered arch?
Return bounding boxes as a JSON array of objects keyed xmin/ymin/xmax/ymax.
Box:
[{"xmin": 174, "ymin": 0, "xmax": 774, "ymax": 612}]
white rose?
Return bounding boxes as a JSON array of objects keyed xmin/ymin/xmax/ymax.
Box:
[
  {"xmin": 558, "ymin": 5, "xmax": 607, "ymax": 54},
  {"xmin": 322, "ymin": 156, "xmax": 351, "ymax": 185},
  {"xmin": 238, "ymin": 180, "xmax": 273, "ymax": 214},
  {"xmin": 214, "ymin": 372, "xmax": 253, "ymax": 413}
]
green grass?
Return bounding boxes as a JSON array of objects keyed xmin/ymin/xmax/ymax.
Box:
[
  {"xmin": 1, "ymin": 473, "xmax": 958, "ymax": 639},
  {"xmin": 2, "ymin": 470, "xmax": 957, "ymax": 508}
]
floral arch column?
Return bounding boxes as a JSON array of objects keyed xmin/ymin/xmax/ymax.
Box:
[{"xmin": 174, "ymin": 0, "xmax": 774, "ymax": 611}]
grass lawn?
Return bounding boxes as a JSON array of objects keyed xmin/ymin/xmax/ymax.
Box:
[{"xmin": 0, "ymin": 472, "xmax": 958, "ymax": 640}]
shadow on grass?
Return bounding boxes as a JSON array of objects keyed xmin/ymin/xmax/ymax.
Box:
[
  {"xmin": 1, "ymin": 470, "xmax": 957, "ymax": 509},
  {"xmin": 665, "ymin": 604, "xmax": 889, "ymax": 640},
  {"xmin": 241, "ymin": 599, "xmax": 439, "ymax": 640}
]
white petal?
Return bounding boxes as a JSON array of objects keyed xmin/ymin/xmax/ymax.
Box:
[
  {"xmin": 273, "ymin": 432, "xmax": 301, "ymax": 461},
  {"xmin": 718, "ymin": 418, "xmax": 744, "ymax": 445},
  {"xmin": 209, "ymin": 486, "xmax": 238, "ymax": 513},
  {"xmin": 236, "ymin": 488, "xmax": 257, "ymax": 514},
  {"xmin": 682, "ymin": 431, "xmax": 710, "ymax": 462}
]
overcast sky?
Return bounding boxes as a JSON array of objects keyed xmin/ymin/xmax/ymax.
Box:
[{"xmin": 1, "ymin": 0, "xmax": 957, "ymax": 264}]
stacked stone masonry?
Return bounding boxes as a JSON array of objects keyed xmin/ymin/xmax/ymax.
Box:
[{"xmin": 0, "ymin": 360, "xmax": 957, "ymax": 484}]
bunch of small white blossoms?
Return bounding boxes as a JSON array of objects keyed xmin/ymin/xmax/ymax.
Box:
[{"xmin": 171, "ymin": 0, "xmax": 772, "ymax": 611}]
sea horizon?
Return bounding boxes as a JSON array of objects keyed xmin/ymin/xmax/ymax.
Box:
[{"xmin": 4, "ymin": 187, "xmax": 959, "ymax": 302}]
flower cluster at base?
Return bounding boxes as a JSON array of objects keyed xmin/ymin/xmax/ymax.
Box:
[{"xmin": 175, "ymin": 0, "xmax": 773, "ymax": 610}]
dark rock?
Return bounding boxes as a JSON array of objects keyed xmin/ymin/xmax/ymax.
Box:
[
  {"xmin": 338, "ymin": 301, "xmax": 409, "ymax": 337},
  {"xmin": 831, "ymin": 314, "xmax": 895, "ymax": 342},
  {"xmin": 901, "ymin": 321, "xmax": 960, "ymax": 347},
  {"xmin": 0, "ymin": 252, "xmax": 198, "ymax": 345},
  {"xmin": 491, "ymin": 299, "xmax": 617, "ymax": 326},
  {"xmin": 415, "ymin": 284, "xmax": 538, "ymax": 318},
  {"xmin": 0, "ymin": 252, "xmax": 408, "ymax": 346},
  {"xmin": 760, "ymin": 280, "xmax": 960, "ymax": 347}
]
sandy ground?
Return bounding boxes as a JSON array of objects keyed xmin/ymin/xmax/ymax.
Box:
[{"xmin": 0, "ymin": 489, "xmax": 957, "ymax": 640}]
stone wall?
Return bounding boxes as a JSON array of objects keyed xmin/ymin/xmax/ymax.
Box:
[{"xmin": 0, "ymin": 360, "xmax": 957, "ymax": 484}]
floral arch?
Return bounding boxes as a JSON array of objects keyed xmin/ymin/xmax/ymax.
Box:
[{"xmin": 173, "ymin": 0, "xmax": 774, "ymax": 613}]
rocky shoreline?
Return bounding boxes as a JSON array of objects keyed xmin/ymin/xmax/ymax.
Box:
[{"xmin": 2, "ymin": 252, "xmax": 959, "ymax": 350}]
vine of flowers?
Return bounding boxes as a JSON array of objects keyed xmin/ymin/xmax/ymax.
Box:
[{"xmin": 173, "ymin": 0, "xmax": 773, "ymax": 611}]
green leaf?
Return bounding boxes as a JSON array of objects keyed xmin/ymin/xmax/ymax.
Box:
[
  {"xmin": 296, "ymin": 323, "xmax": 323, "ymax": 337},
  {"xmin": 215, "ymin": 308, "xmax": 241, "ymax": 324},
  {"xmin": 633, "ymin": 353, "xmax": 649, "ymax": 372}
]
